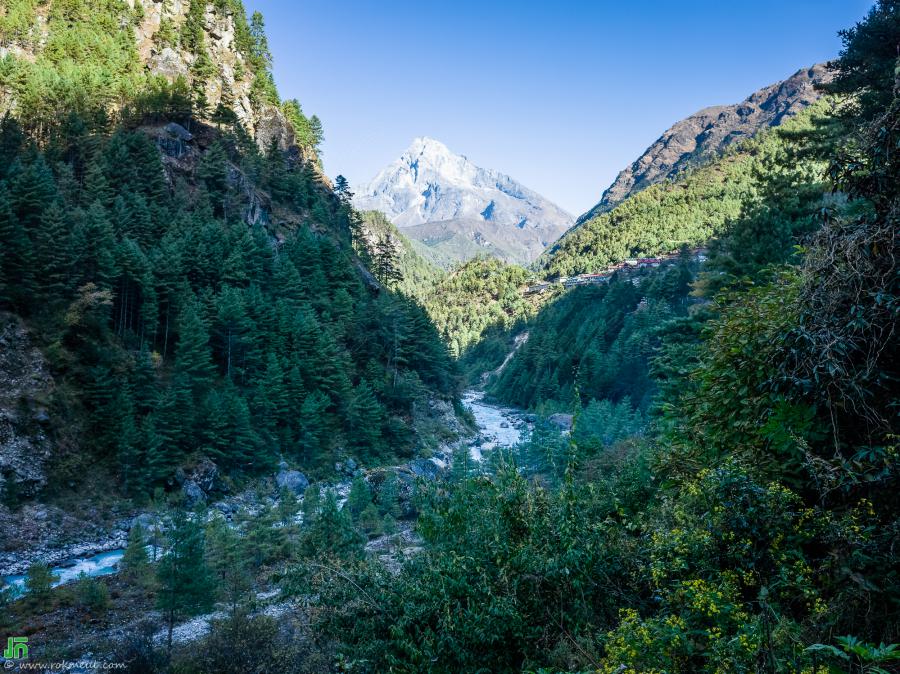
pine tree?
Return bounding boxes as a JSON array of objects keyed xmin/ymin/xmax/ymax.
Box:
[
  {"xmin": 157, "ymin": 509, "xmax": 215, "ymax": 652},
  {"xmin": 175, "ymin": 298, "xmax": 216, "ymax": 387},
  {"xmin": 346, "ymin": 475, "xmax": 372, "ymax": 520},
  {"xmin": 378, "ymin": 474, "xmax": 402, "ymax": 519},
  {"xmin": 373, "ymin": 236, "xmax": 403, "ymax": 288},
  {"xmin": 298, "ymin": 390, "xmax": 330, "ymax": 460},
  {"xmin": 309, "ymin": 115, "xmax": 324, "ymax": 151},
  {"xmin": 255, "ymin": 351, "xmax": 288, "ymax": 442},
  {"xmin": 34, "ymin": 201, "xmax": 73, "ymax": 306},
  {"xmin": 298, "ymin": 490, "xmax": 363, "ymax": 560},
  {"xmin": 347, "ymin": 380, "xmax": 385, "ymax": 458},
  {"xmin": 213, "ymin": 285, "xmax": 253, "ymax": 381},
  {"xmin": 301, "ymin": 483, "xmax": 321, "ymax": 523},
  {"xmin": 197, "ymin": 141, "xmax": 229, "ymax": 217},
  {"xmin": 334, "ymin": 175, "xmax": 352, "ymax": 202},
  {"xmin": 0, "ymin": 184, "xmax": 34, "ymax": 308},
  {"xmin": 10, "ymin": 152, "xmax": 56, "ymax": 232},
  {"xmin": 205, "ymin": 518, "xmax": 253, "ymax": 614},
  {"xmin": 121, "ymin": 522, "xmax": 150, "ymax": 582},
  {"xmin": 72, "ymin": 202, "xmax": 117, "ymax": 289}
]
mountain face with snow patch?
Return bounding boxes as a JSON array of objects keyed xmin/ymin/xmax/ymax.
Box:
[{"xmin": 353, "ymin": 137, "xmax": 573, "ymax": 266}]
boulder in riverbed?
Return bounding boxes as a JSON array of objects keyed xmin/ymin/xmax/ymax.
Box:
[{"xmin": 548, "ymin": 413, "xmax": 574, "ymax": 432}]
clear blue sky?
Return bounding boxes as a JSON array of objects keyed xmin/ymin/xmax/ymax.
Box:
[{"xmin": 245, "ymin": 0, "xmax": 872, "ymax": 216}]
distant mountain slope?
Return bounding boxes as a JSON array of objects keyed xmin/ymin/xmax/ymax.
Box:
[
  {"xmin": 577, "ymin": 64, "xmax": 831, "ymax": 224},
  {"xmin": 541, "ymin": 102, "xmax": 829, "ymax": 277},
  {"xmin": 353, "ymin": 137, "xmax": 573, "ymax": 266}
]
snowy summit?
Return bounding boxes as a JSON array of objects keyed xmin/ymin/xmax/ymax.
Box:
[{"xmin": 353, "ymin": 137, "xmax": 573, "ymax": 266}]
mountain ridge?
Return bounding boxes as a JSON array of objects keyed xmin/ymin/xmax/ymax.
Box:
[
  {"xmin": 353, "ymin": 137, "xmax": 573, "ymax": 266},
  {"xmin": 577, "ymin": 63, "xmax": 832, "ymax": 224}
]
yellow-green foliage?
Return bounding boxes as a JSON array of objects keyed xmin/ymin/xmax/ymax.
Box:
[
  {"xmin": 422, "ymin": 257, "xmax": 537, "ymax": 357},
  {"xmin": 543, "ymin": 103, "xmax": 830, "ymax": 278},
  {"xmin": 0, "ymin": 0, "xmax": 39, "ymax": 44},
  {"xmin": 0, "ymin": 0, "xmax": 281, "ymax": 137}
]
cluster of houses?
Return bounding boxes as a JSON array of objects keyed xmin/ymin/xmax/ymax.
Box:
[{"xmin": 526, "ymin": 248, "xmax": 707, "ymax": 295}]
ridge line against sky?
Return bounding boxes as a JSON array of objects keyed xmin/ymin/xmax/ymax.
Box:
[{"xmin": 246, "ymin": 0, "xmax": 873, "ymax": 215}]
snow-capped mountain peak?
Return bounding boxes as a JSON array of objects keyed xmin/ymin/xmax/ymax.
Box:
[{"xmin": 353, "ymin": 138, "xmax": 572, "ymax": 266}]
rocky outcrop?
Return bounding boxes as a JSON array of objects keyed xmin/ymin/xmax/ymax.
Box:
[
  {"xmin": 1, "ymin": 0, "xmax": 297, "ymax": 153},
  {"xmin": 354, "ymin": 137, "xmax": 573, "ymax": 266},
  {"xmin": 275, "ymin": 462, "xmax": 310, "ymax": 495},
  {"xmin": 578, "ymin": 64, "xmax": 832, "ymax": 223},
  {"xmin": 0, "ymin": 313, "xmax": 54, "ymax": 500}
]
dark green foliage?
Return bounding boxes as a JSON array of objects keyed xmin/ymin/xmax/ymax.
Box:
[
  {"xmin": 297, "ymin": 490, "xmax": 364, "ymax": 560},
  {"xmin": 346, "ymin": 475, "xmax": 373, "ymax": 520},
  {"xmin": 24, "ymin": 562, "xmax": 57, "ymax": 602},
  {"xmin": 0, "ymin": 107, "xmax": 458, "ymax": 496},
  {"xmin": 157, "ymin": 509, "xmax": 215, "ymax": 651},
  {"xmin": 121, "ymin": 522, "xmax": 150, "ymax": 581},
  {"xmin": 356, "ymin": 210, "xmax": 444, "ymax": 301},
  {"xmin": 74, "ymin": 574, "xmax": 110, "ymax": 613},
  {"xmin": 824, "ymin": 0, "xmax": 900, "ymax": 121},
  {"xmin": 486, "ymin": 263, "xmax": 694, "ymax": 413},
  {"xmin": 205, "ymin": 517, "xmax": 255, "ymax": 612}
]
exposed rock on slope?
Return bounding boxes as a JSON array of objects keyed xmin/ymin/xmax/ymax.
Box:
[
  {"xmin": 0, "ymin": 0, "xmax": 297, "ymax": 152},
  {"xmin": 354, "ymin": 137, "xmax": 573, "ymax": 266},
  {"xmin": 0, "ymin": 313, "xmax": 54, "ymax": 500},
  {"xmin": 578, "ymin": 64, "xmax": 831, "ymax": 223}
]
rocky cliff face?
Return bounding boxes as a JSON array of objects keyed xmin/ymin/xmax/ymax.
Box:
[
  {"xmin": 354, "ymin": 137, "xmax": 573, "ymax": 266},
  {"xmin": 0, "ymin": 0, "xmax": 297, "ymax": 151},
  {"xmin": 130, "ymin": 0, "xmax": 291, "ymax": 149},
  {"xmin": 0, "ymin": 313, "xmax": 54, "ymax": 501},
  {"xmin": 578, "ymin": 64, "xmax": 831, "ymax": 223}
]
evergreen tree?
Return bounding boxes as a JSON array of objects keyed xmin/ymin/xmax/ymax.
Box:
[
  {"xmin": 121, "ymin": 522, "xmax": 150, "ymax": 582},
  {"xmin": 333, "ymin": 175, "xmax": 352, "ymax": 203},
  {"xmin": 34, "ymin": 201, "xmax": 72, "ymax": 305},
  {"xmin": 205, "ymin": 518, "xmax": 253, "ymax": 614},
  {"xmin": 301, "ymin": 483, "xmax": 321, "ymax": 523},
  {"xmin": 174, "ymin": 298, "xmax": 216, "ymax": 387},
  {"xmin": 377, "ymin": 474, "xmax": 401, "ymax": 519},
  {"xmin": 0, "ymin": 184, "xmax": 34, "ymax": 308},
  {"xmin": 346, "ymin": 475, "xmax": 372, "ymax": 520},
  {"xmin": 298, "ymin": 390, "xmax": 330, "ymax": 459},
  {"xmin": 298, "ymin": 491, "xmax": 363, "ymax": 560},
  {"xmin": 157, "ymin": 509, "xmax": 215, "ymax": 652},
  {"xmin": 373, "ymin": 236, "xmax": 403, "ymax": 288},
  {"xmin": 346, "ymin": 380, "xmax": 384, "ymax": 458},
  {"xmin": 72, "ymin": 202, "xmax": 117, "ymax": 288}
]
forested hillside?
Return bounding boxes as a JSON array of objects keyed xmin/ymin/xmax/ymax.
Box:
[
  {"xmin": 541, "ymin": 103, "xmax": 830, "ymax": 277},
  {"xmin": 0, "ymin": 0, "xmax": 460, "ymax": 503},
  {"xmin": 478, "ymin": 97, "xmax": 833, "ymax": 417},
  {"xmin": 487, "ymin": 252, "xmax": 697, "ymax": 414},
  {"xmin": 353, "ymin": 209, "xmax": 444, "ymax": 302}
]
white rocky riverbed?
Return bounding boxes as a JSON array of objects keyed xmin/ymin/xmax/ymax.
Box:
[
  {"xmin": 463, "ymin": 389, "xmax": 531, "ymax": 460},
  {"xmin": 2, "ymin": 391, "xmax": 530, "ymax": 595}
]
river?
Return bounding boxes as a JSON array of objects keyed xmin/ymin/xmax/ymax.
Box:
[{"xmin": 2, "ymin": 391, "xmax": 529, "ymax": 593}]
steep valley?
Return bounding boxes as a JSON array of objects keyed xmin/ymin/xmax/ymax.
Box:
[{"xmin": 0, "ymin": 1, "xmax": 898, "ymax": 672}]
